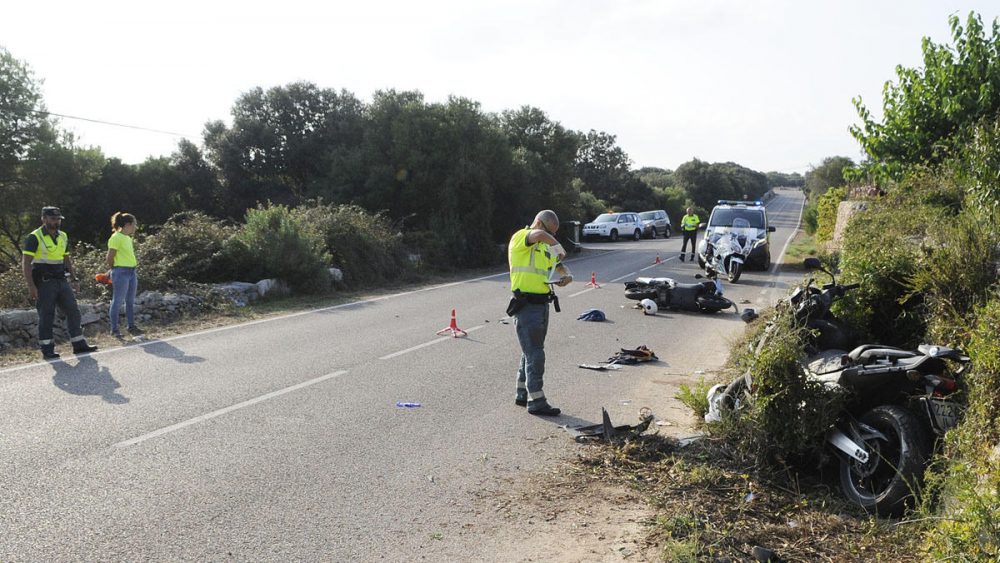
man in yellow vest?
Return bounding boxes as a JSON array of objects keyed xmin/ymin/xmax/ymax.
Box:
[
  {"xmin": 21, "ymin": 206, "xmax": 98, "ymax": 359},
  {"xmin": 507, "ymin": 210, "xmax": 571, "ymax": 416},
  {"xmin": 679, "ymin": 207, "xmax": 700, "ymax": 262}
]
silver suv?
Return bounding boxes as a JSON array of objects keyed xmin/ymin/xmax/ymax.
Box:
[
  {"xmin": 638, "ymin": 210, "xmax": 672, "ymax": 238},
  {"xmin": 582, "ymin": 212, "xmax": 643, "ymax": 242}
]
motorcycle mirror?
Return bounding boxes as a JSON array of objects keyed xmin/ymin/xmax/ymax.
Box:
[{"xmin": 803, "ymin": 257, "xmax": 822, "ymax": 270}]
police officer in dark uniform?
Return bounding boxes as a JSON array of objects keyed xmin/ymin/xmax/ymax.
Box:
[{"xmin": 21, "ymin": 206, "xmax": 98, "ymax": 359}]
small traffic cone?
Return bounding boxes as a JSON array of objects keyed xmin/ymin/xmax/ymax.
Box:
[
  {"xmin": 436, "ymin": 309, "xmax": 468, "ymax": 338},
  {"xmin": 654, "ymin": 253, "xmax": 662, "ymax": 265},
  {"xmin": 586, "ymin": 272, "xmax": 601, "ymax": 289}
]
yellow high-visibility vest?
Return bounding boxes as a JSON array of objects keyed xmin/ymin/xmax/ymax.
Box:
[
  {"xmin": 681, "ymin": 214, "xmax": 700, "ymax": 231},
  {"xmin": 508, "ymin": 227, "xmax": 557, "ymax": 295},
  {"xmin": 23, "ymin": 227, "xmax": 68, "ymax": 265}
]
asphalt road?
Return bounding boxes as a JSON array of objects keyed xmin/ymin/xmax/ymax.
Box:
[{"xmin": 0, "ymin": 189, "xmax": 805, "ymax": 561}]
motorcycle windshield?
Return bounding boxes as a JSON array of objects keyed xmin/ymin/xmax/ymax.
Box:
[{"xmin": 728, "ymin": 218, "xmax": 755, "ymax": 254}]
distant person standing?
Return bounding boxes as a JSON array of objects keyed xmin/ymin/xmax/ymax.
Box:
[
  {"xmin": 105, "ymin": 212, "xmax": 142, "ymax": 338},
  {"xmin": 21, "ymin": 206, "xmax": 98, "ymax": 359},
  {"xmin": 679, "ymin": 207, "xmax": 700, "ymax": 262}
]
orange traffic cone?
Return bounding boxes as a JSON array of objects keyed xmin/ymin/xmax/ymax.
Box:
[
  {"xmin": 586, "ymin": 272, "xmax": 601, "ymax": 289},
  {"xmin": 654, "ymin": 253, "xmax": 662, "ymax": 265},
  {"xmin": 436, "ymin": 309, "xmax": 468, "ymax": 338}
]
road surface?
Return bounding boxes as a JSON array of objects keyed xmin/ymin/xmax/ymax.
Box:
[{"xmin": 0, "ymin": 189, "xmax": 805, "ymax": 561}]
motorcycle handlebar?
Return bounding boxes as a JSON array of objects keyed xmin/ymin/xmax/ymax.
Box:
[{"xmin": 842, "ymin": 283, "xmax": 861, "ymax": 291}]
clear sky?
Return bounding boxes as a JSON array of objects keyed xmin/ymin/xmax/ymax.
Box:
[{"xmin": 2, "ymin": 1, "xmax": 998, "ymax": 174}]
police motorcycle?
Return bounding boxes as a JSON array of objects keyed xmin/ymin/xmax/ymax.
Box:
[
  {"xmin": 702, "ymin": 217, "xmax": 755, "ymax": 283},
  {"xmin": 706, "ymin": 257, "xmax": 969, "ymax": 516},
  {"xmin": 623, "ymin": 267, "xmax": 735, "ymax": 314}
]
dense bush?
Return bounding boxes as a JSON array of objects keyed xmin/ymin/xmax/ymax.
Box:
[
  {"xmin": 225, "ymin": 204, "xmax": 331, "ymax": 293},
  {"xmin": 813, "ymin": 186, "xmax": 847, "ymax": 243},
  {"xmin": 717, "ymin": 306, "xmax": 847, "ymax": 464},
  {"xmin": 291, "ymin": 202, "xmax": 413, "ymax": 286},
  {"xmin": 139, "ymin": 211, "xmax": 239, "ymax": 288}
]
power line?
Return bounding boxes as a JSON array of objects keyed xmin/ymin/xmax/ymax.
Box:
[{"xmin": 0, "ymin": 105, "xmax": 199, "ymax": 138}]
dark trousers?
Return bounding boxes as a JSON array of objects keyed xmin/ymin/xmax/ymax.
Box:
[
  {"xmin": 681, "ymin": 230, "xmax": 698, "ymax": 254},
  {"xmin": 36, "ymin": 278, "xmax": 83, "ymax": 345}
]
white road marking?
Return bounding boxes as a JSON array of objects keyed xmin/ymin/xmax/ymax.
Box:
[
  {"xmin": 610, "ymin": 271, "xmax": 638, "ymax": 283},
  {"xmin": 378, "ymin": 325, "xmax": 485, "ymax": 360},
  {"xmin": 567, "ymin": 287, "xmax": 594, "ymax": 298},
  {"xmin": 770, "ymin": 195, "xmax": 806, "ymax": 274},
  {"xmin": 113, "ymin": 370, "xmax": 348, "ymax": 448},
  {"xmin": 640, "ymin": 256, "xmax": 677, "ymax": 271}
]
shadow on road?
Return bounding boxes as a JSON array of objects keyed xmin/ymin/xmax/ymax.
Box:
[
  {"xmin": 50, "ymin": 355, "xmax": 128, "ymax": 404},
  {"xmin": 140, "ymin": 340, "xmax": 205, "ymax": 364}
]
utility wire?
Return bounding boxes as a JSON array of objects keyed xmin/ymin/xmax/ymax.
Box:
[{"xmin": 0, "ymin": 105, "xmax": 199, "ymax": 138}]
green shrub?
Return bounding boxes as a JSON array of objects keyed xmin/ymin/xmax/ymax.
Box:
[
  {"xmin": 292, "ymin": 202, "xmax": 413, "ymax": 286},
  {"xmin": 834, "ymin": 192, "xmax": 936, "ymax": 347},
  {"xmin": 226, "ymin": 203, "xmax": 331, "ymax": 293},
  {"xmin": 922, "ymin": 297, "xmax": 1000, "ymax": 559},
  {"xmin": 717, "ymin": 306, "xmax": 847, "ymax": 464},
  {"xmin": 814, "ymin": 186, "xmax": 847, "ymax": 243},
  {"xmin": 140, "ymin": 211, "xmax": 239, "ymax": 288},
  {"xmin": 802, "ymin": 201, "xmax": 818, "ymax": 235}
]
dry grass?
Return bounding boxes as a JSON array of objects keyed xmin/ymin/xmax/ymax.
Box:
[{"xmin": 570, "ymin": 434, "xmax": 930, "ymax": 562}]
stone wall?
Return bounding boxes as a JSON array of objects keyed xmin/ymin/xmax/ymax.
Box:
[
  {"xmin": 0, "ymin": 269, "xmax": 340, "ymax": 352},
  {"xmin": 830, "ymin": 200, "xmax": 868, "ymax": 250}
]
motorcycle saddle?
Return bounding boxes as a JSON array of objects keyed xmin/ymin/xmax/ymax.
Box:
[
  {"xmin": 848, "ymin": 344, "xmax": 919, "ymax": 363},
  {"xmin": 635, "ymin": 277, "xmax": 675, "ymax": 287}
]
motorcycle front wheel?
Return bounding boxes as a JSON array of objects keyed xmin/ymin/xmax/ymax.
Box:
[
  {"xmin": 728, "ymin": 261, "xmax": 742, "ymax": 283},
  {"xmin": 838, "ymin": 405, "xmax": 928, "ymax": 517}
]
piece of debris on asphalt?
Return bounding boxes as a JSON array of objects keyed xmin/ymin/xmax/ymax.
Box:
[
  {"xmin": 396, "ymin": 401, "xmax": 422, "ymax": 408},
  {"xmin": 740, "ymin": 299, "xmax": 752, "ymax": 304},
  {"xmin": 569, "ymin": 407, "xmax": 655, "ymax": 443},
  {"xmin": 578, "ymin": 363, "xmax": 623, "ymax": 371},
  {"xmin": 655, "ymin": 420, "xmax": 672, "ymax": 426},
  {"xmin": 607, "ymin": 345, "xmax": 658, "ymax": 365}
]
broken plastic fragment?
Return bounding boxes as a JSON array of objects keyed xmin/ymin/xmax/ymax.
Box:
[{"xmin": 396, "ymin": 402, "xmax": 422, "ymax": 408}]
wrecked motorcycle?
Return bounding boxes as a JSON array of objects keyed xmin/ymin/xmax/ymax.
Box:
[
  {"xmin": 624, "ymin": 271, "xmax": 735, "ymax": 314},
  {"xmin": 707, "ymin": 257, "xmax": 969, "ymax": 516}
]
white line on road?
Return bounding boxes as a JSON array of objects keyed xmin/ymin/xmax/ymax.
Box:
[
  {"xmin": 610, "ymin": 271, "xmax": 638, "ymax": 283},
  {"xmin": 378, "ymin": 325, "xmax": 485, "ymax": 360},
  {"xmin": 113, "ymin": 370, "xmax": 348, "ymax": 448},
  {"xmin": 640, "ymin": 256, "xmax": 677, "ymax": 271},
  {"xmin": 770, "ymin": 195, "xmax": 807, "ymax": 274}
]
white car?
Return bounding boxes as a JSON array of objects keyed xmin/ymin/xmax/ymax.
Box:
[{"xmin": 582, "ymin": 212, "xmax": 643, "ymax": 242}]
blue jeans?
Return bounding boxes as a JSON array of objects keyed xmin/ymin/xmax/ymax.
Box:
[
  {"xmin": 514, "ymin": 302, "xmax": 549, "ymax": 405},
  {"xmin": 109, "ymin": 266, "xmax": 138, "ymax": 333}
]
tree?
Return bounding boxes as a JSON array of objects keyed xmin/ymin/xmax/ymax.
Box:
[
  {"xmin": 804, "ymin": 156, "xmax": 854, "ymax": 201},
  {"xmin": 635, "ymin": 166, "xmax": 674, "ymax": 189},
  {"xmin": 0, "ymin": 48, "xmax": 103, "ymax": 265},
  {"xmin": 203, "ymin": 82, "xmax": 366, "ymax": 216},
  {"xmin": 852, "ymin": 12, "xmax": 1000, "ymax": 179},
  {"xmin": 574, "ymin": 130, "xmax": 655, "ymax": 211},
  {"xmin": 496, "ymin": 106, "xmax": 580, "ymax": 233},
  {"xmin": 765, "ymin": 171, "xmax": 804, "ymax": 188}
]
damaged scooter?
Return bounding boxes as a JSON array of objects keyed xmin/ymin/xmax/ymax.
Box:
[
  {"xmin": 624, "ymin": 269, "xmax": 735, "ymax": 314},
  {"xmin": 706, "ymin": 258, "xmax": 969, "ymax": 516}
]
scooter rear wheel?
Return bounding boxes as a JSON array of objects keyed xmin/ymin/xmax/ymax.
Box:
[
  {"xmin": 838, "ymin": 405, "xmax": 928, "ymax": 517},
  {"xmin": 696, "ymin": 295, "xmax": 733, "ymax": 313},
  {"xmin": 625, "ymin": 288, "xmax": 657, "ymax": 301}
]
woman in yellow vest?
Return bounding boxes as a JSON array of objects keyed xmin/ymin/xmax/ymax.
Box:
[
  {"xmin": 507, "ymin": 209, "xmax": 571, "ymax": 417},
  {"xmin": 105, "ymin": 212, "xmax": 141, "ymax": 338}
]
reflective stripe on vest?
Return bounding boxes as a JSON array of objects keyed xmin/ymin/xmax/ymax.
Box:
[
  {"xmin": 30, "ymin": 228, "xmax": 68, "ymax": 265},
  {"xmin": 509, "ymin": 227, "xmax": 556, "ymax": 295}
]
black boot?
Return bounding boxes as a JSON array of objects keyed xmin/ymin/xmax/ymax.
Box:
[
  {"xmin": 73, "ymin": 340, "xmax": 98, "ymax": 354},
  {"xmin": 41, "ymin": 344, "xmax": 60, "ymax": 360},
  {"xmin": 679, "ymin": 253, "xmax": 685, "ymax": 262}
]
